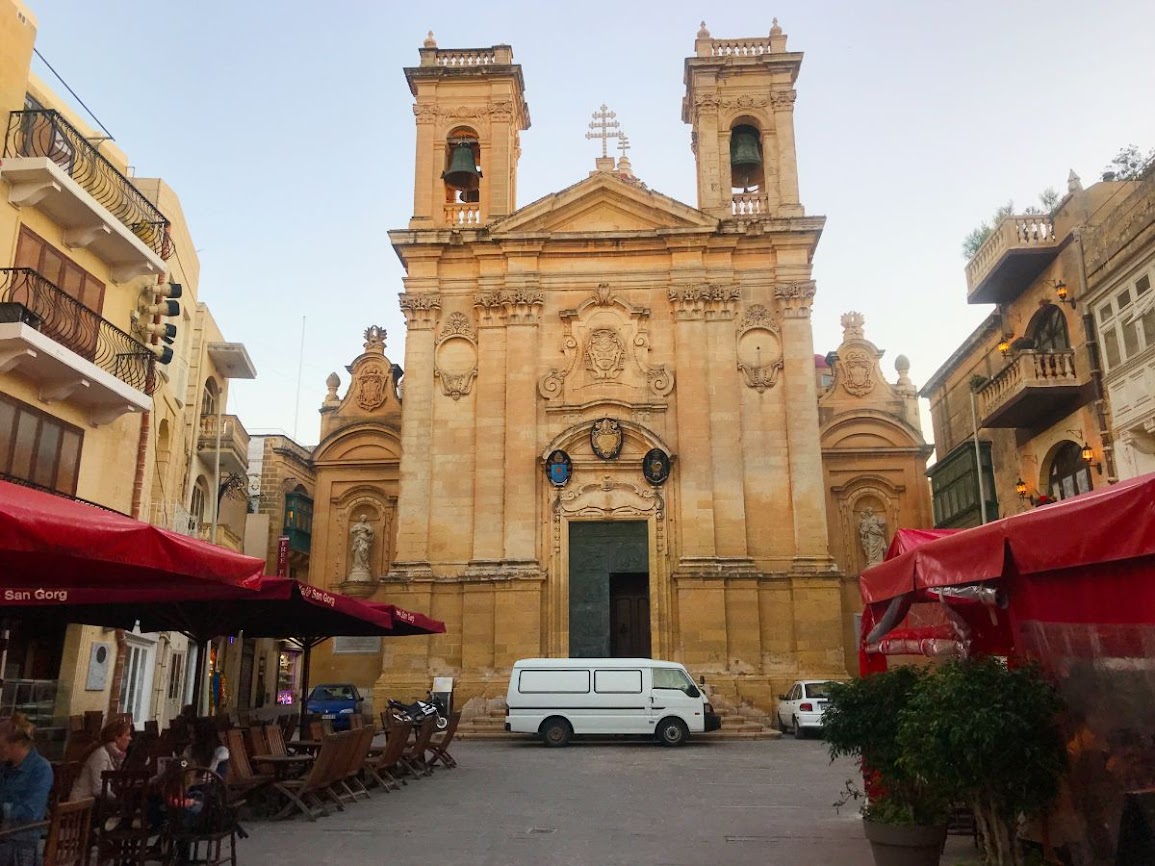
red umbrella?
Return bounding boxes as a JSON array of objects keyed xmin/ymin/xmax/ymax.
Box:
[
  {"xmin": 367, "ymin": 602, "xmax": 446, "ymax": 637},
  {"xmin": 0, "ymin": 479, "xmax": 265, "ymax": 590}
]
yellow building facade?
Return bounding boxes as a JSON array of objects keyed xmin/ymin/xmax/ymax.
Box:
[
  {"xmin": 301, "ymin": 26, "xmax": 933, "ymax": 717},
  {"xmin": 0, "ymin": 0, "xmax": 257, "ymax": 734}
]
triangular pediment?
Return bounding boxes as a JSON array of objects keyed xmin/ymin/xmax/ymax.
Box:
[{"xmin": 490, "ymin": 172, "xmax": 717, "ymax": 235}]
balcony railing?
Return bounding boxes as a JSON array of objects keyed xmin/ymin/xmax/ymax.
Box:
[
  {"xmin": 198, "ymin": 413, "xmax": 250, "ymax": 475},
  {"xmin": 0, "ymin": 267, "xmax": 157, "ymax": 395},
  {"xmin": 4, "ymin": 110, "xmax": 170, "ymax": 258},
  {"xmin": 731, "ymin": 192, "xmax": 768, "ymax": 216},
  {"xmin": 965, "ymin": 215, "xmax": 1060, "ymax": 304},
  {"xmin": 444, "ymin": 203, "xmax": 482, "ymax": 226},
  {"xmin": 976, "ymin": 348, "xmax": 1086, "ymax": 428}
]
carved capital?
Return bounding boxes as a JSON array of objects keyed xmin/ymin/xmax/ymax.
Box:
[
  {"xmin": 473, "ymin": 289, "xmax": 544, "ymax": 325},
  {"xmin": 412, "ymin": 103, "xmax": 437, "ymax": 124},
  {"xmin": 770, "ymin": 89, "xmax": 798, "ymax": 110},
  {"xmin": 668, "ymin": 283, "xmax": 741, "ymax": 321},
  {"xmin": 398, "ymin": 293, "xmax": 442, "ymax": 329},
  {"xmin": 774, "ymin": 281, "xmax": 816, "ymax": 319}
]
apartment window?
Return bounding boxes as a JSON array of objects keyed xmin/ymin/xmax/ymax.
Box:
[
  {"xmin": 118, "ymin": 636, "xmax": 155, "ymax": 725},
  {"xmin": 0, "ymin": 394, "xmax": 82, "ymax": 494},
  {"xmin": 1097, "ymin": 268, "xmax": 1155, "ymax": 371},
  {"xmin": 1049, "ymin": 441, "xmax": 1093, "ymax": 500},
  {"xmin": 1027, "ymin": 303, "xmax": 1070, "ymax": 352},
  {"xmin": 14, "ymin": 227, "xmax": 105, "ymax": 313},
  {"xmin": 190, "ymin": 478, "xmax": 209, "ymax": 528}
]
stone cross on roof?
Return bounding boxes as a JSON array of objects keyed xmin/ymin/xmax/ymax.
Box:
[{"xmin": 586, "ymin": 104, "xmax": 621, "ymax": 158}]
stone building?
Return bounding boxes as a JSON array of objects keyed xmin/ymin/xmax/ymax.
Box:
[{"xmin": 298, "ymin": 24, "xmax": 931, "ymax": 715}]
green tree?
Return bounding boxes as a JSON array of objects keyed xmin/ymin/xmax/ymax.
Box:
[{"xmin": 1104, "ymin": 144, "xmax": 1155, "ymax": 180}]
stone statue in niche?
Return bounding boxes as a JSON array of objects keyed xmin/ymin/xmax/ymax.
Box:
[
  {"xmin": 858, "ymin": 507, "xmax": 888, "ymax": 567},
  {"xmin": 348, "ymin": 515, "xmax": 374, "ymax": 581}
]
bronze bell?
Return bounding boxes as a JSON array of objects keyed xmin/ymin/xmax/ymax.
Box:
[
  {"xmin": 443, "ymin": 142, "xmax": 481, "ymax": 192},
  {"xmin": 729, "ymin": 126, "xmax": 762, "ymax": 190}
]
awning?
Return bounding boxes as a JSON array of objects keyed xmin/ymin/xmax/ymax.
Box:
[
  {"xmin": 859, "ymin": 472, "xmax": 1155, "ymax": 605},
  {"xmin": 0, "ymin": 479, "xmax": 264, "ymax": 592}
]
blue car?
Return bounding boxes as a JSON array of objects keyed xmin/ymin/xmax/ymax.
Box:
[{"xmin": 305, "ymin": 683, "xmax": 363, "ymax": 730}]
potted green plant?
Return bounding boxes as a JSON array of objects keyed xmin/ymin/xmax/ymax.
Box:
[
  {"xmin": 824, "ymin": 666, "xmax": 949, "ymax": 866},
  {"xmin": 897, "ymin": 656, "xmax": 1066, "ymax": 866}
]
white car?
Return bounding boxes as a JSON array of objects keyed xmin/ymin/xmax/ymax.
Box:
[{"xmin": 776, "ymin": 679, "xmax": 838, "ymax": 739}]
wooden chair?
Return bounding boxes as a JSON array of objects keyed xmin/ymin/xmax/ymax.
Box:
[
  {"xmin": 142, "ymin": 720, "xmax": 159, "ymax": 738},
  {"xmin": 271, "ymin": 733, "xmax": 343, "ymax": 821},
  {"xmin": 307, "ymin": 720, "xmax": 324, "ymax": 741},
  {"xmin": 364, "ymin": 717, "xmax": 411, "ymax": 792},
  {"xmin": 349, "ymin": 715, "xmax": 364, "ymax": 730},
  {"xmin": 93, "ymin": 769, "xmax": 158, "ymax": 866},
  {"xmin": 221, "ymin": 728, "xmax": 274, "ymax": 800},
  {"xmin": 83, "ymin": 711, "xmax": 104, "ymax": 736},
  {"xmin": 426, "ymin": 710, "xmax": 462, "ymax": 769},
  {"xmin": 399, "ymin": 717, "xmax": 438, "ymax": 779},
  {"xmin": 49, "ymin": 761, "xmax": 82, "ymax": 812},
  {"xmin": 245, "ymin": 725, "xmax": 270, "ymax": 760},
  {"xmin": 160, "ymin": 766, "xmax": 240, "ymax": 866},
  {"xmin": 44, "ymin": 796, "xmax": 93, "ymax": 866},
  {"xmin": 333, "ymin": 727, "xmax": 374, "ymax": 803}
]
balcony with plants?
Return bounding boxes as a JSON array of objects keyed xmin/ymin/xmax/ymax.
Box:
[
  {"xmin": 2, "ymin": 109, "xmax": 170, "ymax": 281},
  {"xmin": 0, "ymin": 267, "xmax": 155, "ymax": 424}
]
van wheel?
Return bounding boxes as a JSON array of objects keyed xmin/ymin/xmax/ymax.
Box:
[
  {"xmin": 656, "ymin": 717, "xmax": 688, "ymax": 747},
  {"xmin": 541, "ymin": 717, "xmax": 572, "ymax": 747}
]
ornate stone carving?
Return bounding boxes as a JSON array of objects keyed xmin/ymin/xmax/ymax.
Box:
[
  {"xmin": 398, "ymin": 293, "xmax": 442, "ymax": 329},
  {"xmin": 693, "ymin": 94, "xmax": 720, "ymax": 113},
  {"xmin": 668, "ymin": 283, "xmax": 741, "ymax": 320},
  {"xmin": 590, "ymin": 418, "xmax": 624, "ymax": 460},
  {"xmin": 473, "ymin": 289, "xmax": 544, "ymax": 325},
  {"xmin": 773, "ymin": 280, "xmax": 816, "ymax": 319},
  {"xmin": 584, "ymin": 328, "xmax": 626, "ymax": 380},
  {"xmin": 412, "ymin": 103, "xmax": 437, "ymax": 124},
  {"xmin": 434, "ymin": 311, "xmax": 478, "ymax": 400},
  {"xmin": 770, "ymin": 89, "xmax": 798, "ymax": 109},
  {"xmin": 840, "ymin": 311, "xmax": 865, "ymax": 340},
  {"xmin": 735, "ymin": 304, "xmax": 784, "ymax": 392},
  {"xmin": 858, "ymin": 506, "xmax": 888, "ymax": 567},
  {"xmin": 348, "ymin": 514, "xmax": 374, "ymax": 581},
  {"xmin": 363, "ymin": 325, "xmax": 387, "ymax": 352},
  {"xmin": 553, "ymin": 475, "xmax": 665, "ymax": 552},
  {"xmin": 539, "ymin": 287, "xmax": 673, "ymax": 405},
  {"xmin": 355, "ymin": 363, "xmax": 390, "ymax": 411},
  {"xmin": 721, "ymin": 94, "xmax": 768, "ymax": 111},
  {"xmin": 840, "ymin": 348, "xmax": 876, "ymax": 396}
]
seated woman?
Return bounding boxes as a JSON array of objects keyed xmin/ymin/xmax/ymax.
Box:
[
  {"xmin": 0, "ymin": 713, "xmax": 54, "ymax": 866},
  {"xmin": 69, "ymin": 719, "xmax": 133, "ymax": 802},
  {"xmin": 181, "ymin": 719, "xmax": 229, "ymax": 779}
]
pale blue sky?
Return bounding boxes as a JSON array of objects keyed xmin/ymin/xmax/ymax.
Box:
[{"xmin": 28, "ymin": 0, "xmax": 1155, "ymax": 446}]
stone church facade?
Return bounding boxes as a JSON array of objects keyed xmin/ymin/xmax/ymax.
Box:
[{"xmin": 301, "ymin": 25, "xmax": 932, "ymax": 714}]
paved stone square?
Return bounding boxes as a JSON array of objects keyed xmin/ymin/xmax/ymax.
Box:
[{"xmin": 237, "ymin": 738, "xmax": 979, "ymax": 865}]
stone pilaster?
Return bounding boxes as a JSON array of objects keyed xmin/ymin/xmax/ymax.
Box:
[{"xmin": 771, "ymin": 89, "xmax": 802, "ymax": 217}]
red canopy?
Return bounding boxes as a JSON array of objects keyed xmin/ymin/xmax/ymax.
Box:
[
  {"xmin": 368, "ymin": 603, "xmax": 446, "ymax": 637},
  {"xmin": 859, "ymin": 472, "xmax": 1155, "ymax": 605},
  {"xmin": 0, "ymin": 479, "xmax": 264, "ymax": 592}
]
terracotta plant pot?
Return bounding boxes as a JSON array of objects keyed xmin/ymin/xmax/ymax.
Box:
[{"xmin": 862, "ymin": 819, "xmax": 947, "ymax": 866}]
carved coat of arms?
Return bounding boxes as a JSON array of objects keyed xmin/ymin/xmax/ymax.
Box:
[
  {"xmin": 584, "ymin": 328, "xmax": 625, "ymax": 380},
  {"xmin": 842, "ymin": 350, "xmax": 875, "ymax": 396},
  {"xmin": 590, "ymin": 418, "xmax": 623, "ymax": 460},
  {"xmin": 357, "ymin": 366, "xmax": 387, "ymax": 410}
]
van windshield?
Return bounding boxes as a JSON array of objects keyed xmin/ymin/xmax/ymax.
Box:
[{"xmin": 652, "ymin": 667, "xmax": 696, "ymax": 695}]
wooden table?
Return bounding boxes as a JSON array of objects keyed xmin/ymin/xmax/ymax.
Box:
[{"xmin": 252, "ymin": 753, "xmax": 314, "ymax": 781}]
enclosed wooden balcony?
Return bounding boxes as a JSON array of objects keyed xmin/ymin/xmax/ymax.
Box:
[
  {"xmin": 976, "ymin": 349, "xmax": 1089, "ymax": 429},
  {"xmin": 965, "ymin": 216, "xmax": 1063, "ymax": 304},
  {"xmin": 197, "ymin": 414, "xmax": 250, "ymax": 476}
]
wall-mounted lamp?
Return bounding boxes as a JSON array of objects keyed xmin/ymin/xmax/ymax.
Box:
[
  {"xmin": 998, "ymin": 336, "xmax": 1012, "ymax": 357},
  {"xmin": 1047, "ymin": 279, "xmax": 1076, "ymax": 309},
  {"xmin": 1015, "ymin": 477, "xmax": 1053, "ymax": 507},
  {"xmin": 1080, "ymin": 442, "xmax": 1103, "ymax": 475}
]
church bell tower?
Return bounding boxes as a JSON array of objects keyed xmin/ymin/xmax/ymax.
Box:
[
  {"xmin": 682, "ymin": 20, "xmax": 804, "ymax": 219},
  {"xmin": 405, "ymin": 33, "xmax": 531, "ymax": 228}
]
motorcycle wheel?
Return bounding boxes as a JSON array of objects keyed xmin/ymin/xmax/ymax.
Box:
[{"xmin": 436, "ymin": 715, "xmax": 448, "ymax": 730}]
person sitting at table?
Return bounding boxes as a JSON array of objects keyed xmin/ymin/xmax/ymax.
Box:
[
  {"xmin": 181, "ymin": 719, "xmax": 229, "ymax": 779},
  {"xmin": 69, "ymin": 718, "xmax": 133, "ymax": 802},
  {"xmin": 0, "ymin": 713, "xmax": 53, "ymax": 866}
]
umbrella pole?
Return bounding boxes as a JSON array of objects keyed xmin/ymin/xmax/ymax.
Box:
[
  {"xmin": 297, "ymin": 641, "xmax": 312, "ymax": 740},
  {"xmin": 191, "ymin": 638, "xmax": 209, "ymax": 715}
]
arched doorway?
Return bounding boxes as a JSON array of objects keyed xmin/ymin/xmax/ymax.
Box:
[
  {"xmin": 1048, "ymin": 441, "xmax": 1092, "ymax": 500},
  {"xmin": 1028, "ymin": 304, "xmax": 1071, "ymax": 352}
]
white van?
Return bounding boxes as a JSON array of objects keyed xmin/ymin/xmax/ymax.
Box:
[{"xmin": 504, "ymin": 657, "xmax": 722, "ymax": 746}]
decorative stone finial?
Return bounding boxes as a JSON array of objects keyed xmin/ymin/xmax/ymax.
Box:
[
  {"xmin": 840, "ymin": 311, "xmax": 866, "ymax": 340},
  {"xmin": 697, "ymin": 21, "xmax": 710, "ymax": 38},
  {"xmin": 770, "ymin": 18, "xmax": 782, "ymax": 35},
  {"xmin": 423, "ymin": 30, "xmax": 437, "ymax": 48},
  {"xmin": 895, "ymin": 354, "xmax": 912, "ymax": 383},
  {"xmin": 324, "ymin": 372, "xmax": 341, "ymax": 404},
  {"xmin": 1068, "ymin": 169, "xmax": 1082, "ymax": 193},
  {"xmin": 363, "ymin": 325, "xmax": 387, "ymax": 353}
]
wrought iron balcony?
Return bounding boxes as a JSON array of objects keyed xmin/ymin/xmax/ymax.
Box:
[
  {"xmin": 976, "ymin": 348, "xmax": 1089, "ymax": 429},
  {"xmin": 2, "ymin": 110, "xmax": 170, "ymax": 279},
  {"xmin": 0, "ymin": 268, "xmax": 156, "ymax": 422},
  {"xmin": 197, "ymin": 414, "xmax": 251, "ymax": 476},
  {"xmin": 965, "ymin": 215, "xmax": 1063, "ymax": 304}
]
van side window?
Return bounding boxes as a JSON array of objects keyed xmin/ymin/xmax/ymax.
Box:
[
  {"xmin": 594, "ymin": 669, "xmax": 642, "ymax": 693},
  {"xmin": 652, "ymin": 668, "xmax": 696, "ymax": 694}
]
